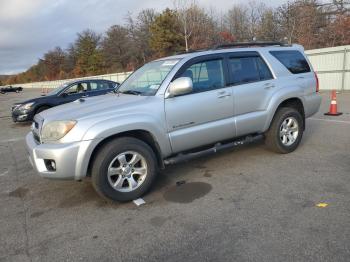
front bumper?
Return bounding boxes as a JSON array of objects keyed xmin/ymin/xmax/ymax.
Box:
[
  {"xmin": 25, "ymin": 132, "xmax": 98, "ymax": 180},
  {"xmin": 12, "ymin": 108, "xmax": 34, "ymax": 122}
]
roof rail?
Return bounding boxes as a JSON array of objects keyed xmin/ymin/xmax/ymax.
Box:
[
  {"xmin": 213, "ymin": 41, "xmax": 289, "ymax": 50},
  {"xmin": 175, "ymin": 48, "xmax": 210, "ymax": 55}
]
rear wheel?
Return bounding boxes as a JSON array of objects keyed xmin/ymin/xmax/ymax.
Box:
[
  {"xmin": 265, "ymin": 107, "xmax": 304, "ymax": 153},
  {"xmin": 91, "ymin": 137, "xmax": 157, "ymax": 202}
]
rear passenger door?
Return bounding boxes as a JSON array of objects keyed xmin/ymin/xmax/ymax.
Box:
[
  {"xmin": 227, "ymin": 52, "xmax": 276, "ymax": 136},
  {"xmin": 165, "ymin": 55, "xmax": 235, "ymax": 153},
  {"xmin": 87, "ymin": 81, "xmax": 112, "ymax": 97}
]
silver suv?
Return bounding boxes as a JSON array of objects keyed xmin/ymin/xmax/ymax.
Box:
[{"xmin": 26, "ymin": 42, "xmax": 321, "ymax": 202}]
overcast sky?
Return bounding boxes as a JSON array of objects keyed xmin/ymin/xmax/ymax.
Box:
[{"xmin": 0, "ymin": 0, "xmax": 287, "ymax": 75}]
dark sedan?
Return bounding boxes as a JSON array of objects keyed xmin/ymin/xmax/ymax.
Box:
[
  {"xmin": 12, "ymin": 79, "xmax": 118, "ymax": 122},
  {"xmin": 1, "ymin": 85, "xmax": 23, "ymax": 94}
]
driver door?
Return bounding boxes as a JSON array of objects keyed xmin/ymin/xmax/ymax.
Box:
[
  {"xmin": 60, "ymin": 82, "xmax": 89, "ymax": 104},
  {"xmin": 165, "ymin": 56, "xmax": 235, "ymax": 153}
]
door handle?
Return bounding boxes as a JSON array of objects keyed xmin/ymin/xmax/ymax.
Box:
[
  {"xmin": 263, "ymin": 83, "xmax": 275, "ymax": 89},
  {"xmin": 217, "ymin": 91, "xmax": 231, "ymax": 98}
]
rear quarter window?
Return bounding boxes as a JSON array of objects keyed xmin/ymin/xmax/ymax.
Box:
[
  {"xmin": 228, "ymin": 56, "xmax": 273, "ymax": 85},
  {"xmin": 270, "ymin": 50, "xmax": 310, "ymax": 74}
]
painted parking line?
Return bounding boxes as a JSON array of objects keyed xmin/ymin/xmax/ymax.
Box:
[
  {"xmin": 0, "ymin": 137, "xmax": 24, "ymax": 143},
  {"xmin": 0, "ymin": 170, "xmax": 9, "ymax": 176},
  {"xmin": 309, "ymin": 118, "xmax": 350, "ymax": 125}
]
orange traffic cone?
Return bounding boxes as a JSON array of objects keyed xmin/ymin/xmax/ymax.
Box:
[{"xmin": 324, "ymin": 90, "xmax": 342, "ymax": 116}]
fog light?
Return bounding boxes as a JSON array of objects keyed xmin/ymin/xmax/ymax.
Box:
[
  {"xmin": 44, "ymin": 159, "xmax": 56, "ymax": 171},
  {"xmin": 17, "ymin": 114, "xmax": 28, "ymax": 121}
]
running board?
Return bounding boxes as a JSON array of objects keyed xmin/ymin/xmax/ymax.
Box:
[{"xmin": 164, "ymin": 134, "xmax": 264, "ymax": 165}]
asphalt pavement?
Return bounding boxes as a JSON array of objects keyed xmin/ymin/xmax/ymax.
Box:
[{"xmin": 0, "ymin": 89, "xmax": 349, "ymax": 262}]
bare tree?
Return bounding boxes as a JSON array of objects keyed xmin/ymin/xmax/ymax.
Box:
[
  {"xmin": 173, "ymin": 0, "xmax": 217, "ymax": 51},
  {"xmin": 127, "ymin": 9, "xmax": 157, "ymax": 63},
  {"xmin": 224, "ymin": 4, "xmax": 249, "ymax": 41},
  {"xmin": 173, "ymin": 0, "xmax": 196, "ymax": 52},
  {"xmin": 247, "ymin": 1, "xmax": 266, "ymax": 40}
]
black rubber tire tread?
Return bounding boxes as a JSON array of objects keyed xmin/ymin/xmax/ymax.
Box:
[
  {"xmin": 91, "ymin": 137, "xmax": 157, "ymax": 202},
  {"xmin": 265, "ymin": 107, "xmax": 304, "ymax": 154}
]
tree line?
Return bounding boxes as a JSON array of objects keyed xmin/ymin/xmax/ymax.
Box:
[{"xmin": 4, "ymin": 0, "xmax": 350, "ymax": 85}]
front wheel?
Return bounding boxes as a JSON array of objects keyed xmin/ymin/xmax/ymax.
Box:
[
  {"xmin": 265, "ymin": 107, "xmax": 304, "ymax": 154},
  {"xmin": 91, "ymin": 137, "xmax": 157, "ymax": 202}
]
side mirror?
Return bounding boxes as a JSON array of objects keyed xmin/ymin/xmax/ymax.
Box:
[
  {"xmin": 60, "ymin": 92, "xmax": 68, "ymax": 98},
  {"xmin": 167, "ymin": 77, "xmax": 193, "ymax": 98}
]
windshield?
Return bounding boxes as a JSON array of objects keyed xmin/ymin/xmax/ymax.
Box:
[
  {"xmin": 118, "ymin": 59, "xmax": 179, "ymax": 96},
  {"xmin": 47, "ymin": 83, "xmax": 69, "ymax": 96}
]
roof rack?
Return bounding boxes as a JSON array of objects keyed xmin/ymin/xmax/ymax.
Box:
[
  {"xmin": 213, "ymin": 41, "xmax": 289, "ymax": 50},
  {"xmin": 175, "ymin": 48, "xmax": 209, "ymax": 55}
]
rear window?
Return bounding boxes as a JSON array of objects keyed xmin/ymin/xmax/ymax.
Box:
[
  {"xmin": 228, "ymin": 56, "xmax": 273, "ymax": 85},
  {"xmin": 270, "ymin": 50, "xmax": 310, "ymax": 74}
]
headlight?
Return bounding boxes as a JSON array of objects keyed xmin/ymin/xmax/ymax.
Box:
[
  {"xmin": 41, "ymin": 120, "xmax": 77, "ymax": 142},
  {"xmin": 18, "ymin": 102, "xmax": 34, "ymax": 111}
]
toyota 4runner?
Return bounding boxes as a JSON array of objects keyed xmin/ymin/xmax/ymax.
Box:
[{"xmin": 26, "ymin": 42, "xmax": 322, "ymax": 202}]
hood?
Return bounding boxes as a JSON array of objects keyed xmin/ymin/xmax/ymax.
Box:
[
  {"xmin": 39, "ymin": 93, "xmax": 150, "ymax": 122},
  {"xmin": 14, "ymin": 94, "xmax": 54, "ymax": 105}
]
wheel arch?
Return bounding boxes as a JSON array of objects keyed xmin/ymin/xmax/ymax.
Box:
[
  {"xmin": 86, "ymin": 129, "xmax": 164, "ymax": 177},
  {"xmin": 278, "ymin": 97, "xmax": 305, "ymax": 120},
  {"xmin": 265, "ymin": 97, "xmax": 305, "ymax": 132}
]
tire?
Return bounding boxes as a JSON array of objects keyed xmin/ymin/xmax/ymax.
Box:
[
  {"xmin": 35, "ymin": 106, "xmax": 50, "ymax": 114},
  {"xmin": 265, "ymin": 107, "xmax": 304, "ymax": 154},
  {"xmin": 91, "ymin": 137, "xmax": 157, "ymax": 202}
]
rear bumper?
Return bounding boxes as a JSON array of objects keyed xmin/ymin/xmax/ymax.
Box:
[
  {"xmin": 25, "ymin": 132, "xmax": 98, "ymax": 180},
  {"xmin": 304, "ymin": 93, "xmax": 322, "ymax": 118}
]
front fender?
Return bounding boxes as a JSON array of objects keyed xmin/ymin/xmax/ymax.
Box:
[{"xmin": 82, "ymin": 113, "xmax": 172, "ymax": 157}]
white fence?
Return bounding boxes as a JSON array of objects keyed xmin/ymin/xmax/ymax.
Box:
[
  {"xmin": 305, "ymin": 45, "xmax": 350, "ymax": 91},
  {"xmin": 4, "ymin": 45, "xmax": 350, "ymax": 91}
]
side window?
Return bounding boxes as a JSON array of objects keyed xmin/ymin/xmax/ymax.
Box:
[
  {"xmin": 64, "ymin": 82, "xmax": 88, "ymax": 95},
  {"xmin": 270, "ymin": 50, "xmax": 310, "ymax": 74},
  {"xmin": 257, "ymin": 57, "xmax": 273, "ymax": 81},
  {"xmin": 108, "ymin": 82, "xmax": 117, "ymax": 89},
  {"xmin": 228, "ymin": 56, "xmax": 273, "ymax": 85},
  {"xmin": 229, "ymin": 57, "xmax": 260, "ymax": 84},
  {"xmin": 90, "ymin": 82, "xmax": 110, "ymax": 91},
  {"xmin": 179, "ymin": 59, "xmax": 225, "ymax": 93}
]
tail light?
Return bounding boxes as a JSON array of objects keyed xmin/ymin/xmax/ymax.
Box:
[{"xmin": 314, "ymin": 72, "xmax": 319, "ymax": 92}]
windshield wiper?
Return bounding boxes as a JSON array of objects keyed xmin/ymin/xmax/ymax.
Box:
[{"xmin": 119, "ymin": 90, "xmax": 142, "ymax": 95}]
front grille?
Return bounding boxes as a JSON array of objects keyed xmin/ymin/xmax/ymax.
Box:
[
  {"xmin": 32, "ymin": 115, "xmax": 43, "ymax": 144},
  {"xmin": 33, "ymin": 132, "xmax": 40, "ymax": 143}
]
